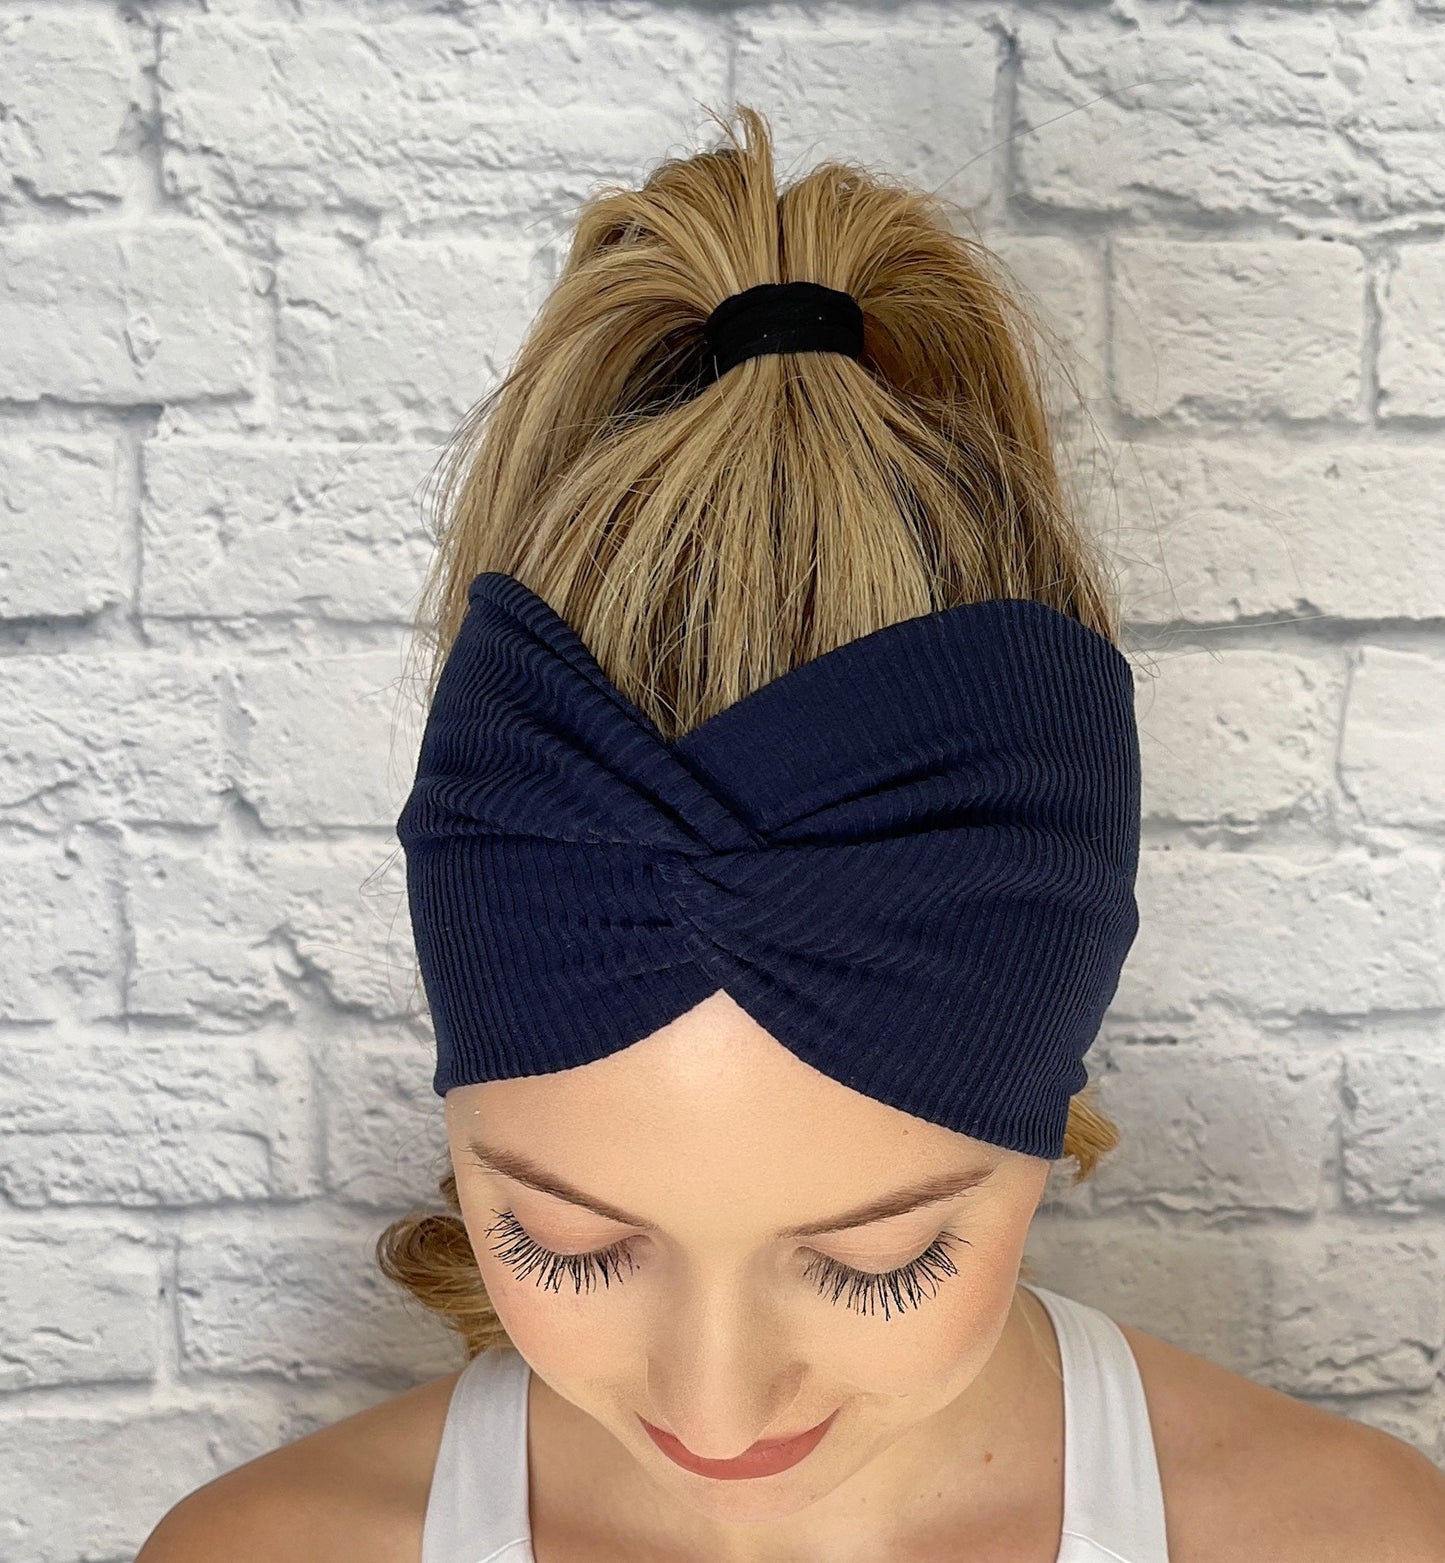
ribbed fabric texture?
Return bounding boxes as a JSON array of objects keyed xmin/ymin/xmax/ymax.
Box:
[{"xmin": 395, "ymin": 571, "xmax": 1140, "ymax": 1160}]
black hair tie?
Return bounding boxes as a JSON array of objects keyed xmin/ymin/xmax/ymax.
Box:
[{"xmin": 700, "ymin": 280, "xmax": 864, "ymax": 386}]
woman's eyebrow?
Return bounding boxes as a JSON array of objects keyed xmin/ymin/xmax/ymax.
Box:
[{"xmin": 464, "ymin": 1140, "xmax": 997, "ymax": 1237}]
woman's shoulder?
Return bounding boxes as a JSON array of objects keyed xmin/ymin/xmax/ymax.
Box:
[
  {"xmin": 1116, "ymin": 1317, "xmax": 1445, "ymax": 1563},
  {"xmin": 134, "ymin": 1367, "xmax": 464, "ymax": 1563}
]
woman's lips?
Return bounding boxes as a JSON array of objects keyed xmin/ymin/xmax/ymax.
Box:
[{"xmin": 639, "ymin": 1408, "xmax": 839, "ymax": 1480}]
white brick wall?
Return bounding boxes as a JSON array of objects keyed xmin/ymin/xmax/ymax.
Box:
[{"xmin": 2, "ymin": 3, "xmax": 1444, "ymax": 1557}]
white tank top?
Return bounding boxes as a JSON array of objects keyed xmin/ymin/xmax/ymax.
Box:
[{"xmin": 421, "ymin": 1282, "xmax": 1170, "ymax": 1563}]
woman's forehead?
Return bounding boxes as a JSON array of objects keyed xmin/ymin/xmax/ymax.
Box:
[{"xmin": 444, "ymin": 990, "xmax": 974, "ymax": 1160}]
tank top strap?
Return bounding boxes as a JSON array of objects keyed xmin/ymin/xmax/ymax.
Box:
[
  {"xmin": 1025, "ymin": 1283, "xmax": 1171, "ymax": 1563},
  {"xmin": 421, "ymin": 1346, "xmax": 535, "ymax": 1563}
]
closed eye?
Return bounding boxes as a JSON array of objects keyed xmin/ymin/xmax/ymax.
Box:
[{"xmin": 481, "ymin": 1208, "xmax": 967, "ymax": 1321}]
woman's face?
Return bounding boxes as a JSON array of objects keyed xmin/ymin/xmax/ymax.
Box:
[{"xmin": 445, "ymin": 988, "xmax": 1052, "ymax": 1535}]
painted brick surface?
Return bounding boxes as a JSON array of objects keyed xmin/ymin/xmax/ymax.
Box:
[
  {"xmin": 0, "ymin": 1224, "xmax": 158, "ymax": 1390},
  {"xmin": 0, "ymin": 438, "xmax": 124, "ymax": 619},
  {"xmin": 4, "ymin": 3, "xmax": 1445, "ymax": 1557},
  {"xmin": 1112, "ymin": 238, "xmax": 1366, "ymax": 421}
]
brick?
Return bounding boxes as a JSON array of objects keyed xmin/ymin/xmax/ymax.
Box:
[
  {"xmin": 1328, "ymin": 37, "xmax": 1445, "ymax": 212},
  {"xmin": 1340, "ymin": 648, "xmax": 1445, "ymax": 825},
  {"xmin": 0, "ymin": 438, "xmax": 125, "ymax": 620},
  {"xmin": 1, "ymin": 836, "xmax": 120, "ymax": 1024},
  {"xmin": 0, "ymin": 1032, "xmax": 314, "ymax": 1207},
  {"xmin": 1264, "ymin": 1236, "xmax": 1444, "ymax": 1394},
  {"xmin": 1136, "ymin": 650, "xmax": 1338, "ymax": 823},
  {"xmin": 0, "ymin": 1407, "xmax": 278, "ymax": 1563},
  {"xmin": 986, "ymin": 235, "xmax": 1107, "ymax": 410},
  {"xmin": 140, "ymin": 439, "xmax": 434, "ymax": 619},
  {"xmin": 1379, "ymin": 245, "xmax": 1445, "ymax": 418},
  {"xmin": 1025, "ymin": 1219, "xmax": 1275, "ymax": 1375},
  {"xmin": 0, "ymin": 10, "xmax": 142, "ymax": 206},
  {"xmin": 735, "ymin": 20, "xmax": 997, "ymax": 208},
  {"xmin": 0, "ymin": 1224, "xmax": 157, "ymax": 1389},
  {"xmin": 159, "ymin": 16, "xmax": 724, "ymax": 223},
  {"xmin": 0, "ymin": 653, "xmax": 223, "ymax": 830},
  {"xmin": 0, "ymin": 221, "xmax": 255, "ymax": 403},
  {"xmin": 1116, "ymin": 439, "xmax": 1445, "ymax": 623},
  {"xmin": 321, "ymin": 1034, "xmax": 445, "ymax": 1210},
  {"xmin": 235, "ymin": 650, "xmax": 406, "ymax": 828},
  {"xmin": 1090, "ymin": 1041, "xmax": 1338, "ymax": 1214},
  {"xmin": 1017, "ymin": 19, "xmax": 1418, "ymax": 222},
  {"xmin": 275, "ymin": 234, "xmax": 542, "ymax": 436},
  {"xmin": 178, "ymin": 1224, "xmax": 456, "ymax": 1380},
  {"xmin": 1114, "ymin": 849, "xmax": 1444, "ymax": 1019},
  {"xmin": 1111, "ymin": 238, "xmax": 1363, "ymax": 420},
  {"xmin": 126, "ymin": 836, "xmax": 412, "ymax": 1022},
  {"xmin": 1343, "ymin": 1039, "xmax": 1445, "ymax": 1210}
]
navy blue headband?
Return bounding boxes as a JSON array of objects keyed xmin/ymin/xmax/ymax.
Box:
[{"xmin": 395, "ymin": 572, "xmax": 1140, "ymax": 1160}]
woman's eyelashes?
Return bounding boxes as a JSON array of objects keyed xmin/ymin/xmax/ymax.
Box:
[
  {"xmin": 484, "ymin": 1206, "xmax": 638, "ymax": 1294},
  {"xmin": 481, "ymin": 1207, "xmax": 967, "ymax": 1320},
  {"xmin": 799, "ymin": 1235, "xmax": 963, "ymax": 1320}
]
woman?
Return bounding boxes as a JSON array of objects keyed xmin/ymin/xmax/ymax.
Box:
[{"xmin": 138, "ymin": 105, "xmax": 1445, "ymax": 1563}]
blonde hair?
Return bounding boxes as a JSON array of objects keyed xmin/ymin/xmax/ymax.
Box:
[{"xmin": 379, "ymin": 104, "xmax": 1122, "ymax": 1360}]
